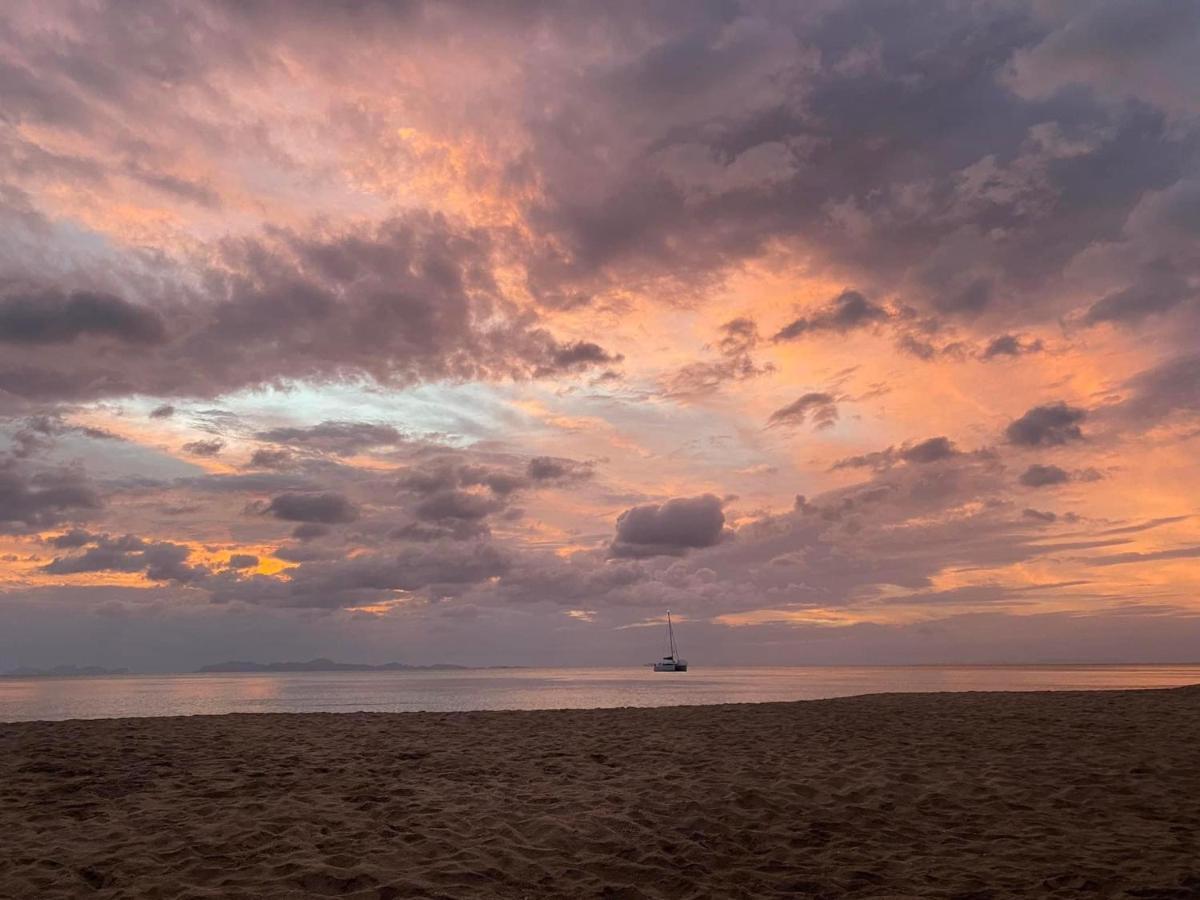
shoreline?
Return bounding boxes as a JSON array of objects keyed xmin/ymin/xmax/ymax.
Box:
[
  {"xmin": 1, "ymin": 681, "xmax": 1198, "ymax": 726},
  {"xmin": 5, "ymin": 686, "xmax": 1200, "ymax": 898}
]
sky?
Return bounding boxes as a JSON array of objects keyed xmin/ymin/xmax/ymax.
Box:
[{"xmin": 1, "ymin": 0, "xmax": 1199, "ymax": 671}]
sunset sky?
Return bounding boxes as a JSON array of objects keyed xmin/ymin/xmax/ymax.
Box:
[{"xmin": 1, "ymin": 0, "xmax": 1199, "ymax": 670}]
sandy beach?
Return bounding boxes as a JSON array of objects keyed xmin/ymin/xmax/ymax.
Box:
[{"xmin": 3, "ymin": 687, "xmax": 1199, "ymax": 899}]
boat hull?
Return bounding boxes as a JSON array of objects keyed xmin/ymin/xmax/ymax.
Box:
[{"xmin": 653, "ymin": 661, "xmax": 688, "ymax": 672}]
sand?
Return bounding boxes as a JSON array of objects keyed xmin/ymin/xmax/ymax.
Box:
[{"xmin": 2, "ymin": 687, "xmax": 1200, "ymax": 899}]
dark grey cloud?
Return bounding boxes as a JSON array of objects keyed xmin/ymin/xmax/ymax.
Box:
[
  {"xmin": 42, "ymin": 533, "xmax": 206, "ymax": 583},
  {"xmin": 0, "ymin": 214, "xmax": 620, "ymax": 406},
  {"xmin": 248, "ymin": 448, "xmax": 294, "ymax": 469},
  {"xmin": 227, "ymin": 554, "xmax": 259, "ymax": 569},
  {"xmin": 526, "ymin": 456, "xmax": 594, "ymax": 483},
  {"xmin": 981, "ymin": 334, "xmax": 1044, "ymax": 360},
  {"xmin": 1019, "ymin": 464, "xmax": 1071, "ymax": 488},
  {"xmin": 1082, "ymin": 260, "xmax": 1194, "ymax": 326},
  {"xmin": 0, "ymin": 460, "xmax": 102, "ymax": 534},
  {"xmin": 413, "ymin": 490, "xmax": 503, "ymax": 522},
  {"xmin": 47, "ymin": 528, "xmax": 100, "ymax": 549},
  {"xmin": 149, "ymin": 404, "xmax": 175, "ymax": 419},
  {"xmin": 291, "ymin": 523, "xmax": 331, "ymax": 542},
  {"xmin": 773, "ymin": 291, "xmax": 888, "ymax": 342},
  {"xmin": 610, "ymin": 493, "xmax": 725, "ymax": 558},
  {"xmin": 902, "ymin": 437, "xmax": 959, "ymax": 464},
  {"xmin": 182, "ymin": 438, "xmax": 225, "ymax": 457},
  {"xmin": 833, "ymin": 436, "xmax": 961, "ymax": 471},
  {"xmin": 210, "ymin": 541, "xmax": 511, "ymax": 608},
  {"xmin": 540, "ymin": 341, "xmax": 623, "ymax": 375},
  {"xmin": 1005, "ymin": 403, "xmax": 1087, "ymax": 446},
  {"xmin": 5, "ymin": 415, "xmax": 123, "ymax": 459},
  {"xmin": 265, "ymin": 492, "xmax": 359, "ymax": 524},
  {"xmin": 0, "ymin": 289, "xmax": 165, "ymax": 345},
  {"xmin": 768, "ymin": 393, "xmax": 839, "ymax": 429}
]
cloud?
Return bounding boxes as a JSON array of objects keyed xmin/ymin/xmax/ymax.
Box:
[
  {"xmin": 0, "ymin": 460, "xmax": 102, "ymax": 534},
  {"xmin": 0, "ymin": 214, "xmax": 621, "ymax": 406},
  {"xmin": 248, "ymin": 448, "xmax": 294, "ymax": 469},
  {"xmin": 265, "ymin": 492, "xmax": 359, "ymax": 524},
  {"xmin": 413, "ymin": 490, "xmax": 504, "ymax": 522},
  {"xmin": 981, "ymin": 334, "xmax": 1044, "ymax": 360},
  {"xmin": 773, "ymin": 291, "xmax": 888, "ymax": 342},
  {"xmin": 833, "ymin": 436, "xmax": 961, "ymax": 471},
  {"xmin": 0, "ymin": 289, "xmax": 166, "ymax": 345},
  {"xmin": 1114, "ymin": 354, "xmax": 1200, "ymax": 424},
  {"xmin": 526, "ymin": 456, "xmax": 593, "ymax": 483},
  {"xmin": 1005, "ymin": 403, "xmax": 1087, "ymax": 446},
  {"xmin": 665, "ymin": 317, "xmax": 774, "ymax": 396},
  {"xmin": 182, "ymin": 438, "xmax": 225, "ymax": 457},
  {"xmin": 1083, "ymin": 546, "xmax": 1200, "ymax": 567},
  {"xmin": 1019, "ymin": 464, "xmax": 1071, "ymax": 488},
  {"xmin": 901, "ymin": 437, "xmax": 959, "ymax": 464},
  {"xmin": 1022, "ymin": 508, "xmax": 1057, "ymax": 522},
  {"xmin": 255, "ymin": 421, "xmax": 406, "ymax": 456},
  {"xmin": 540, "ymin": 341, "xmax": 623, "ymax": 375},
  {"xmin": 768, "ymin": 393, "xmax": 839, "ymax": 430},
  {"xmin": 610, "ymin": 494, "xmax": 725, "ymax": 558},
  {"xmin": 1082, "ymin": 260, "xmax": 1194, "ymax": 326},
  {"xmin": 227, "ymin": 554, "xmax": 259, "ymax": 569},
  {"xmin": 42, "ymin": 533, "xmax": 207, "ymax": 583},
  {"xmin": 149, "ymin": 404, "xmax": 175, "ymax": 419}
]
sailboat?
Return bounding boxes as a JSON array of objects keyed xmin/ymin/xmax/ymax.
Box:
[{"xmin": 652, "ymin": 610, "xmax": 688, "ymax": 672}]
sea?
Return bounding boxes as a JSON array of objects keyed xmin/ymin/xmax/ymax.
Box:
[{"xmin": 3, "ymin": 664, "xmax": 1200, "ymax": 722}]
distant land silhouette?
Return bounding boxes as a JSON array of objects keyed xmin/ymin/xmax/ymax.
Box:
[
  {"xmin": 196, "ymin": 658, "xmax": 471, "ymax": 673},
  {"xmin": 2, "ymin": 665, "xmax": 129, "ymax": 678}
]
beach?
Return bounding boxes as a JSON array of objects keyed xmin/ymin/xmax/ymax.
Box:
[{"xmin": 3, "ymin": 687, "xmax": 1199, "ymax": 899}]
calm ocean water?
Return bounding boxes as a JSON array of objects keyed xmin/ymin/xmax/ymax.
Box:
[{"xmin": 3, "ymin": 665, "xmax": 1200, "ymax": 722}]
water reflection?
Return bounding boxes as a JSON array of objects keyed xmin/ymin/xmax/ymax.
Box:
[{"xmin": 2, "ymin": 665, "xmax": 1199, "ymax": 723}]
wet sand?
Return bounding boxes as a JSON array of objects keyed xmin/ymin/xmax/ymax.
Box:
[{"xmin": 2, "ymin": 686, "xmax": 1199, "ymax": 899}]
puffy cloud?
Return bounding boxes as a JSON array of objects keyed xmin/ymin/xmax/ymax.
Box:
[
  {"xmin": 42, "ymin": 533, "xmax": 207, "ymax": 583},
  {"xmin": 1005, "ymin": 403, "xmax": 1087, "ymax": 446},
  {"xmin": 265, "ymin": 492, "xmax": 359, "ymax": 524},
  {"xmin": 610, "ymin": 494, "xmax": 725, "ymax": 558},
  {"xmin": 901, "ymin": 437, "xmax": 959, "ymax": 464},
  {"xmin": 413, "ymin": 490, "xmax": 503, "ymax": 523}
]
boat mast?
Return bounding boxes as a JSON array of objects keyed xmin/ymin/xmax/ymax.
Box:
[{"xmin": 667, "ymin": 610, "xmax": 677, "ymax": 659}]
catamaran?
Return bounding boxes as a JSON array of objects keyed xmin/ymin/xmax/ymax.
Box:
[{"xmin": 652, "ymin": 610, "xmax": 688, "ymax": 672}]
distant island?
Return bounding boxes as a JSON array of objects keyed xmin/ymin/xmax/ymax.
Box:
[
  {"xmin": 2, "ymin": 665, "xmax": 130, "ymax": 678},
  {"xmin": 196, "ymin": 658, "xmax": 470, "ymax": 673}
]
